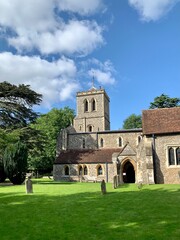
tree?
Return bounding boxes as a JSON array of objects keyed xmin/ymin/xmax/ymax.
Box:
[
  {"xmin": 3, "ymin": 141, "xmax": 28, "ymax": 184},
  {"xmin": 0, "ymin": 160, "xmax": 6, "ymax": 183},
  {"xmin": 0, "ymin": 81, "xmax": 42, "ymax": 129},
  {"xmin": 149, "ymin": 94, "xmax": 180, "ymax": 109},
  {"xmin": 28, "ymin": 107, "xmax": 75, "ymax": 173},
  {"xmin": 0, "ymin": 82, "xmax": 42, "ymax": 183},
  {"xmin": 123, "ymin": 114, "xmax": 142, "ymax": 129},
  {"xmin": 0, "ymin": 129, "xmax": 19, "ymax": 182}
]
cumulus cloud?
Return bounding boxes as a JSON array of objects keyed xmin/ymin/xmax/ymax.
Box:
[
  {"xmin": 0, "ymin": 52, "xmax": 79, "ymax": 107},
  {"xmin": 57, "ymin": 0, "xmax": 104, "ymax": 15},
  {"xmin": 9, "ymin": 20, "xmax": 103, "ymax": 56},
  {"xmin": 128, "ymin": 0, "xmax": 180, "ymax": 21},
  {"xmin": 0, "ymin": 1, "xmax": 115, "ymax": 109},
  {"xmin": 0, "ymin": 0, "xmax": 104, "ymax": 55},
  {"xmin": 88, "ymin": 59, "xmax": 116, "ymax": 85}
]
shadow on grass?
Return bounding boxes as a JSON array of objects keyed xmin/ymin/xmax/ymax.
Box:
[
  {"xmin": 0, "ymin": 182, "xmax": 180, "ymax": 240},
  {"xmin": 34, "ymin": 180, "xmax": 75, "ymax": 185}
]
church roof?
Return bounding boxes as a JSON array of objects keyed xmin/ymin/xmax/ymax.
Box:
[
  {"xmin": 142, "ymin": 107, "xmax": 180, "ymax": 135},
  {"xmin": 55, "ymin": 148, "xmax": 122, "ymax": 164}
]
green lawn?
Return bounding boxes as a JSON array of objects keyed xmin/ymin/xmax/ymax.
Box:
[{"xmin": 0, "ymin": 180, "xmax": 180, "ymax": 240}]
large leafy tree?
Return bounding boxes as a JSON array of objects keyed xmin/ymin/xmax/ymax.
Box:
[
  {"xmin": 149, "ymin": 94, "xmax": 180, "ymax": 109},
  {"xmin": 122, "ymin": 114, "xmax": 142, "ymax": 129},
  {"xmin": 0, "ymin": 81, "xmax": 42, "ymax": 183},
  {"xmin": 28, "ymin": 107, "xmax": 75, "ymax": 173},
  {"xmin": 0, "ymin": 81, "xmax": 42, "ymax": 129}
]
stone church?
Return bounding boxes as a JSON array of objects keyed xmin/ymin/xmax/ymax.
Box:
[{"xmin": 53, "ymin": 87, "xmax": 180, "ymax": 184}]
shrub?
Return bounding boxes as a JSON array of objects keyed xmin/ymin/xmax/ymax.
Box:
[{"xmin": 3, "ymin": 142, "xmax": 28, "ymax": 184}]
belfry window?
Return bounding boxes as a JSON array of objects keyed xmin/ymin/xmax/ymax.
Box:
[
  {"xmin": 84, "ymin": 99, "xmax": 88, "ymax": 112},
  {"xmin": 92, "ymin": 98, "xmax": 96, "ymax": 111}
]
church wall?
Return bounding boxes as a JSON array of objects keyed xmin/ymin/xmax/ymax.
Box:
[
  {"xmin": 97, "ymin": 132, "xmax": 142, "ymax": 149},
  {"xmin": 153, "ymin": 134, "xmax": 180, "ymax": 184},
  {"xmin": 136, "ymin": 136, "xmax": 155, "ymax": 184},
  {"xmin": 68, "ymin": 131, "xmax": 142, "ymax": 150},
  {"xmin": 136, "ymin": 138, "xmax": 148, "ymax": 183},
  {"xmin": 74, "ymin": 116, "xmax": 106, "ymax": 132},
  {"xmin": 53, "ymin": 163, "xmax": 115, "ymax": 183},
  {"xmin": 68, "ymin": 133, "xmax": 98, "ymax": 149}
]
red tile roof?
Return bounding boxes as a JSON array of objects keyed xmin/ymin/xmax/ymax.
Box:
[
  {"xmin": 142, "ymin": 107, "xmax": 180, "ymax": 135},
  {"xmin": 55, "ymin": 148, "xmax": 122, "ymax": 164}
]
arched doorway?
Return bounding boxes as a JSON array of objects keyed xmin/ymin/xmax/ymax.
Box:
[{"xmin": 122, "ymin": 161, "xmax": 135, "ymax": 183}]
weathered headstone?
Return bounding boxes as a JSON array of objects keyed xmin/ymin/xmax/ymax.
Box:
[
  {"xmin": 113, "ymin": 175, "xmax": 117, "ymax": 189},
  {"xmin": 79, "ymin": 175, "xmax": 83, "ymax": 183},
  {"xmin": 101, "ymin": 179, "xmax": 106, "ymax": 194},
  {"xmin": 25, "ymin": 175, "xmax": 33, "ymax": 194},
  {"xmin": 137, "ymin": 182, "xmax": 143, "ymax": 190},
  {"xmin": 117, "ymin": 175, "xmax": 120, "ymax": 187}
]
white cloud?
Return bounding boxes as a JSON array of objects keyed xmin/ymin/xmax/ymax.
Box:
[
  {"xmin": 89, "ymin": 69, "xmax": 115, "ymax": 85},
  {"xmin": 0, "ymin": 0, "xmax": 56, "ymax": 31},
  {"xmin": 88, "ymin": 59, "xmax": 116, "ymax": 85},
  {"xmin": 0, "ymin": 52, "xmax": 79, "ymax": 107},
  {"xmin": 57, "ymin": 0, "xmax": 104, "ymax": 15},
  {"xmin": 9, "ymin": 20, "xmax": 104, "ymax": 56},
  {"xmin": 0, "ymin": 0, "xmax": 104, "ymax": 55},
  {"xmin": 128, "ymin": 0, "xmax": 180, "ymax": 21}
]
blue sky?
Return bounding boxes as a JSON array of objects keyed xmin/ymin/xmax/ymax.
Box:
[{"xmin": 0, "ymin": 0, "xmax": 180, "ymax": 130}]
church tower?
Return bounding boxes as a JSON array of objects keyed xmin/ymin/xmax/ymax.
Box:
[{"xmin": 73, "ymin": 87, "xmax": 110, "ymax": 132}]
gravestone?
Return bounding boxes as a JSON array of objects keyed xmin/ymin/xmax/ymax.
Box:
[
  {"xmin": 25, "ymin": 175, "xmax": 33, "ymax": 194},
  {"xmin": 137, "ymin": 182, "xmax": 143, "ymax": 190},
  {"xmin": 113, "ymin": 175, "xmax": 117, "ymax": 189},
  {"xmin": 101, "ymin": 179, "xmax": 106, "ymax": 194}
]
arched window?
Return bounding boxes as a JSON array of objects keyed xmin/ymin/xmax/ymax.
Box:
[
  {"xmin": 92, "ymin": 98, "xmax": 96, "ymax": 111},
  {"xmin": 64, "ymin": 166, "xmax": 69, "ymax": 175},
  {"xmin": 138, "ymin": 136, "xmax": 142, "ymax": 144},
  {"xmin": 169, "ymin": 148, "xmax": 175, "ymax": 165},
  {"xmin": 176, "ymin": 148, "xmax": 180, "ymax": 165},
  {"xmin": 97, "ymin": 165, "xmax": 103, "ymax": 175},
  {"xmin": 79, "ymin": 166, "xmax": 83, "ymax": 176},
  {"xmin": 88, "ymin": 125, "xmax": 93, "ymax": 132},
  {"xmin": 84, "ymin": 166, "xmax": 88, "ymax": 175},
  {"xmin": 84, "ymin": 99, "xmax": 88, "ymax": 112},
  {"xmin": 100, "ymin": 138, "xmax": 104, "ymax": 148},
  {"xmin": 118, "ymin": 137, "xmax": 122, "ymax": 147},
  {"xmin": 82, "ymin": 138, "xmax": 85, "ymax": 149}
]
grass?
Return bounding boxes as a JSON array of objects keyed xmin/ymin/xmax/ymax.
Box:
[{"xmin": 0, "ymin": 180, "xmax": 180, "ymax": 240}]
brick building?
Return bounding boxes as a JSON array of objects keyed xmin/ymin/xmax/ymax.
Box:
[{"xmin": 53, "ymin": 87, "xmax": 180, "ymax": 184}]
